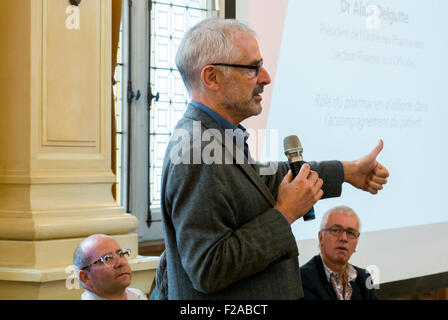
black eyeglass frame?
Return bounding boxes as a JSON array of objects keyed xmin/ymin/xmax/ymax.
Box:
[
  {"xmin": 321, "ymin": 225, "xmax": 360, "ymax": 240},
  {"xmin": 81, "ymin": 248, "xmax": 131, "ymax": 270},
  {"xmin": 210, "ymin": 59, "xmax": 264, "ymax": 77}
]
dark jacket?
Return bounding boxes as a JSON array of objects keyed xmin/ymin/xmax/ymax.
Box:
[{"xmin": 300, "ymin": 255, "xmax": 378, "ymax": 300}]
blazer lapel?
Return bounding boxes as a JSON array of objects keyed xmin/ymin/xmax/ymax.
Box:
[
  {"xmin": 227, "ymin": 139, "xmax": 276, "ymax": 208},
  {"xmin": 315, "ymin": 255, "xmax": 339, "ymax": 300}
]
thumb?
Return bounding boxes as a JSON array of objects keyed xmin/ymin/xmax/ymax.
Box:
[
  {"xmin": 368, "ymin": 139, "xmax": 384, "ymax": 160},
  {"xmin": 297, "ymin": 162, "xmax": 311, "ymax": 179},
  {"xmin": 283, "ymin": 170, "xmax": 293, "ymax": 183}
]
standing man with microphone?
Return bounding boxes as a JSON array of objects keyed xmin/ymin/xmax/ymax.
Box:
[{"xmin": 158, "ymin": 18, "xmax": 389, "ymax": 299}]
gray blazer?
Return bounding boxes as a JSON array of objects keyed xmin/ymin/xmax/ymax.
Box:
[{"xmin": 160, "ymin": 104, "xmax": 344, "ymax": 299}]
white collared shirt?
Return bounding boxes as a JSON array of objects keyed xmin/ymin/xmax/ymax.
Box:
[{"xmin": 81, "ymin": 287, "xmax": 147, "ymax": 300}]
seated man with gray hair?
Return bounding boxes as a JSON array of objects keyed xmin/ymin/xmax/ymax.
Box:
[
  {"xmin": 300, "ymin": 206, "xmax": 378, "ymax": 300},
  {"xmin": 73, "ymin": 234, "xmax": 147, "ymax": 300}
]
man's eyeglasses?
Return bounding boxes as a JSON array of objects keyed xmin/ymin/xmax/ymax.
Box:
[
  {"xmin": 211, "ymin": 59, "xmax": 263, "ymax": 78},
  {"xmin": 321, "ymin": 225, "xmax": 360, "ymax": 240},
  {"xmin": 82, "ymin": 248, "xmax": 131, "ymax": 270}
]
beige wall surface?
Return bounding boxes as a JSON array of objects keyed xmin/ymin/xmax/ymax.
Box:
[{"xmin": 0, "ymin": 0, "xmax": 157, "ymax": 299}]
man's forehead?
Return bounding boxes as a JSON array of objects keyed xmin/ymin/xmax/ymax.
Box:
[
  {"xmin": 327, "ymin": 213, "xmax": 359, "ymax": 229},
  {"xmin": 83, "ymin": 235, "xmax": 120, "ymax": 257},
  {"xmin": 232, "ymin": 33, "xmax": 261, "ymax": 60}
]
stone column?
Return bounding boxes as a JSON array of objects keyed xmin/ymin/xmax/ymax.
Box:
[{"xmin": 0, "ymin": 0, "xmax": 157, "ymax": 299}]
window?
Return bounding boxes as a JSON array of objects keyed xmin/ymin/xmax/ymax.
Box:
[
  {"xmin": 150, "ymin": 0, "xmax": 211, "ymax": 205},
  {"xmin": 116, "ymin": 0, "xmax": 223, "ymax": 241},
  {"xmin": 114, "ymin": 22, "xmax": 124, "ymax": 205}
]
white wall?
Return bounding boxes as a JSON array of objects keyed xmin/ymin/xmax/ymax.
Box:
[{"xmin": 238, "ymin": 0, "xmax": 448, "ymax": 285}]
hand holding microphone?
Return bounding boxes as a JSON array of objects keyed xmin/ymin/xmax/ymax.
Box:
[{"xmin": 274, "ymin": 135, "xmax": 323, "ymax": 224}]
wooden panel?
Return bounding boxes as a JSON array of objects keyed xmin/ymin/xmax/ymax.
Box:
[
  {"xmin": 0, "ymin": 0, "xmax": 31, "ymax": 171},
  {"xmin": 41, "ymin": 0, "xmax": 102, "ymax": 148},
  {"xmin": 396, "ymin": 288, "xmax": 448, "ymax": 300},
  {"xmin": 139, "ymin": 240, "xmax": 165, "ymax": 257}
]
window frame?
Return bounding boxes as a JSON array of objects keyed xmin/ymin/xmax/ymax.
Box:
[{"xmin": 118, "ymin": 0, "xmax": 225, "ymax": 242}]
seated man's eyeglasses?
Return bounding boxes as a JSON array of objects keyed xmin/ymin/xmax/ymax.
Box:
[
  {"xmin": 211, "ymin": 59, "xmax": 263, "ymax": 77},
  {"xmin": 321, "ymin": 225, "xmax": 360, "ymax": 240},
  {"xmin": 82, "ymin": 248, "xmax": 131, "ymax": 270}
]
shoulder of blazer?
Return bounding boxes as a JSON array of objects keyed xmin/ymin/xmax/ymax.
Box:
[
  {"xmin": 183, "ymin": 104, "xmax": 223, "ymax": 131},
  {"xmin": 351, "ymin": 265, "xmax": 378, "ymax": 299},
  {"xmin": 301, "ymin": 255, "xmax": 339, "ymax": 300},
  {"xmin": 182, "ymin": 104, "xmax": 277, "ymax": 207}
]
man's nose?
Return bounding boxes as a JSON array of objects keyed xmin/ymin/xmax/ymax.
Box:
[
  {"xmin": 113, "ymin": 255, "xmax": 128, "ymax": 268},
  {"xmin": 257, "ymin": 66, "xmax": 271, "ymax": 85},
  {"xmin": 339, "ymin": 231, "xmax": 348, "ymax": 241}
]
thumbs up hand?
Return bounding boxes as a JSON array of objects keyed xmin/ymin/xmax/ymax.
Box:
[{"xmin": 342, "ymin": 139, "xmax": 390, "ymax": 194}]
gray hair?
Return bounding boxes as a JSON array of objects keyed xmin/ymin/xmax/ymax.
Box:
[
  {"xmin": 175, "ymin": 17, "xmax": 257, "ymax": 94},
  {"xmin": 73, "ymin": 244, "xmax": 89, "ymax": 273},
  {"xmin": 73, "ymin": 242, "xmax": 90, "ymax": 287},
  {"xmin": 320, "ymin": 205, "xmax": 361, "ymax": 232}
]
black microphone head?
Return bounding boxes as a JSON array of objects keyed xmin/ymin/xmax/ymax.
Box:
[{"xmin": 283, "ymin": 135, "xmax": 302, "ymax": 155}]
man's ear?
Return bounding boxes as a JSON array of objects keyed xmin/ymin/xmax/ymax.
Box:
[
  {"xmin": 79, "ymin": 269, "xmax": 91, "ymax": 287},
  {"xmin": 318, "ymin": 231, "xmax": 323, "ymax": 245},
  {"xmin": 200, "ymin": 65, "xmax": 220, "ymax": 91}
]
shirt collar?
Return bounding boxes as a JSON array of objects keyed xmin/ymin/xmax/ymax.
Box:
[
  {"xmin": 190, "ymin": 100, "xmax": 248, "ymax": 135},
  {"xmin": 81, "ymin": 289, "xmax": 107, "ymax": 300},
  {"xmin": 81, "ymin": 288, "xmax": 139, "ymax": 300},
  {"xmin": 190, "ymin": 100, "xmax": 252, "ymax": 161},
  {"xmin": 320, "ymin": 253, "xmax": 357, "ymax": 283}
]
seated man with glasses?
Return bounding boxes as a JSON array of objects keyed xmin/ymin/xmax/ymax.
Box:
[
  {"xmin": 300, "ymin": 206, "xmax": 378, "ymax": 300},
  {"xmin": 73, "ymin": 234, "xmax": 147, "ymax": 300}
]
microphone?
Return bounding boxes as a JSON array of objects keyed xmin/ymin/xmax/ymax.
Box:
[{"xmin": 283, "ymin": 135, "xmax": 316, "ymax": 221}]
